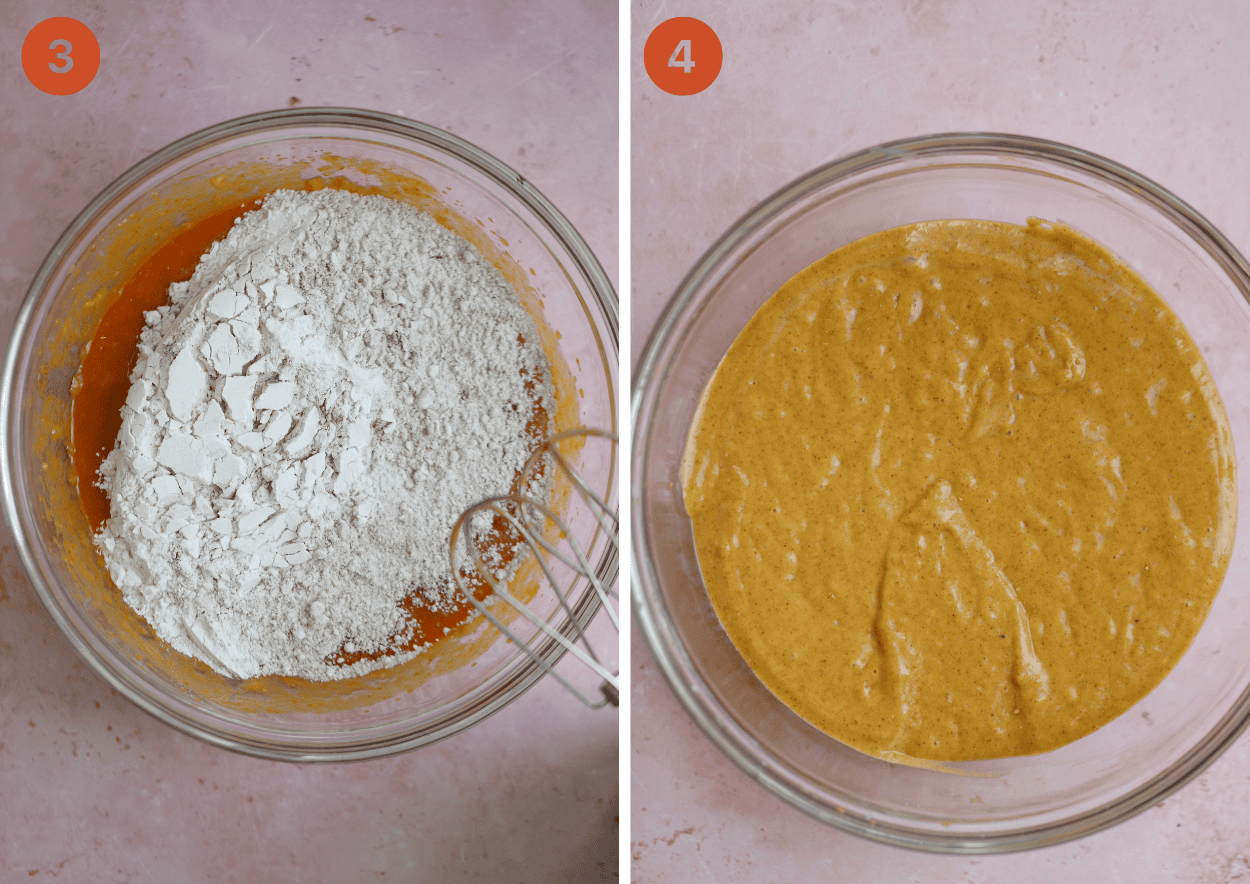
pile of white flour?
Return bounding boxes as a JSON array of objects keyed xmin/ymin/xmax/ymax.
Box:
[{"xmin": 95, "ymin": 188, "xmax": 553, "ymax": 681}]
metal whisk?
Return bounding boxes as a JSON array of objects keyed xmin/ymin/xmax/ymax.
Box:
[{"xmin": 449, "ymin": 428, "xmax": 619, "ymax": 708}]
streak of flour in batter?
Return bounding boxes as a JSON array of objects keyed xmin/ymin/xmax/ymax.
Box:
[{"xmin": 95, "ymin": 189, "xmax": 554, "ymax": 681}]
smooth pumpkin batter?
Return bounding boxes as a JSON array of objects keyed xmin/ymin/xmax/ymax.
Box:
[{"xmin": 682, "ymin": 219, "xmax": 1237, "ymax": 762}]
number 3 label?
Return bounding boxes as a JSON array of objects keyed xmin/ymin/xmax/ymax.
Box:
[
  {"xmin": 49, "ymin": 39, "xmax": 74, "ymax": 73},
  {"xmin": 645, "ymin": 18, "xmax": 722, "ymax": 96},
  {"xmin": 22, "ymin": 18, "xmax": 99, "ymax": 95}
]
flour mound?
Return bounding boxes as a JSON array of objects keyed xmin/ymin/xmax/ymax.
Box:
[{"xmin": 95, "ymin": 189, "xmax": 553, "ymax": 681}]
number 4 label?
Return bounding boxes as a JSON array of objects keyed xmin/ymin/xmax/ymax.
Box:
[
  {"xmin": 644, "ymin": 18, "xmax": 722, "ymax": 96},
  {"xmin": 669, "ymin": 39, "xmax": 695, "ymax": 74}
]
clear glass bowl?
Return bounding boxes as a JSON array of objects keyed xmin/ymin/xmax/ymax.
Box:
[
  {"xmin": 1, "ymin": 107, "xmax": 617, "ymax": 761},
  {"xmin": 632, "ymin": 133, "xmax": 1250, "ymax": 851}
]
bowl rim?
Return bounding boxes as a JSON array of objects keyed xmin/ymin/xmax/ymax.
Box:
[
  {"xmin": 630, "ymin": 131, "xmax": 1250, "ymax": 852},
  {"xmin": 1, "ymin": 106, "xmax": 618, "ymax": 762}
]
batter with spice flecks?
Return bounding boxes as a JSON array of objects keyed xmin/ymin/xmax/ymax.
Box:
[{"xmin": 682, "ymin": 219, "xmax": 1236, "ymax": 762}]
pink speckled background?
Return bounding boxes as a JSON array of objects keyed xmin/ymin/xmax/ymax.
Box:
[
  {"xmin": 0, "ymin": 1, "xmax": 617, "ymax": 881},
  {"xmin": 632, "ymin": 0, "xmax": 1250, "ymax": 881}
]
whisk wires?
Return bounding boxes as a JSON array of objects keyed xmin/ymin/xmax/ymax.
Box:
[{"xmin": 450, "ymin": 429, "xmax": 618, "ymax": 708}]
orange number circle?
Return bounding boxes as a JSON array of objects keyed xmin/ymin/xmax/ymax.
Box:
[
  {"xmin": 643, "ymin": 17, "xmax": 722, "ymax": 96},
  {"xmin": 22, "ymin": 17, "xmax": 100, "ymax": 96}
]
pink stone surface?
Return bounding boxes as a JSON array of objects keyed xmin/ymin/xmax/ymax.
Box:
[
  {"xmin": 0, "ymin": 1, "xmax": 617, "ymax": 881},
  {"xmin": 632, "ymin": 0, "xmax": 1250, "ymax": 880}
]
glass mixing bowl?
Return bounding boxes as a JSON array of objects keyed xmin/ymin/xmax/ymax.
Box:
[
  {"xmin": 1, "ymin": 107, "xmax": 617, "ymax": 761},
  {"xmin": 632, "ymin": 133, "xmax": 1250, "ymax": 851}
]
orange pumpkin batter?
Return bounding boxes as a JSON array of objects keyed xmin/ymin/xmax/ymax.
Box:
[{"xmin": 682, "ymin": 219, "xmax": 1237, "ymax": 762}]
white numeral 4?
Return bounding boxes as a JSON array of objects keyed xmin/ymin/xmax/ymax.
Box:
[{"xmin": 668, "ymin": 39, "xmax": 694, "ymax": 73}]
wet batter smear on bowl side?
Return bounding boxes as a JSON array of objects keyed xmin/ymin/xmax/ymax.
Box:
[
  {"xmin": 681, "ymin": 218, "xmax": 1236, "ymax": 762},
  {"xmin": 82, "ymin": 188, "xmax": 554, "ymax": 681}
]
